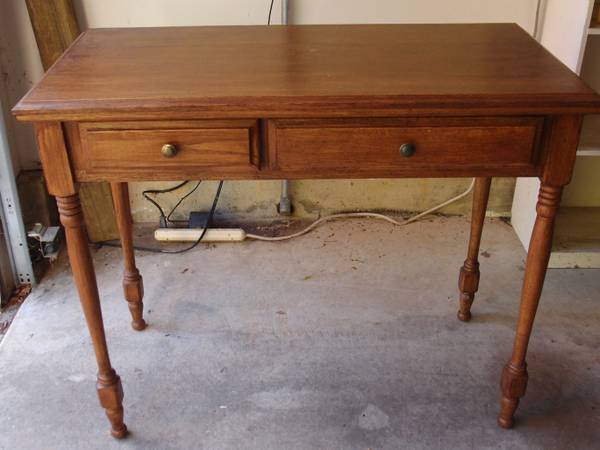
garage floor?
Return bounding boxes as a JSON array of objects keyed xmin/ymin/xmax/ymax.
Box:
[{"xmin": 0, "ymin": 217, "xmax": 599, "ymax": 450}]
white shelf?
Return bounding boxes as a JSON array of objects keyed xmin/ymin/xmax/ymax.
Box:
[
  {"xmin": 577, "ymin": 115, "xmax": 600, "ymax": 155},
  {"xmin": 549, "ymin": 207, "xmax": 600, "ymax": 268},
  {"xmin": 588, "ymin": 27, "xmax": 600, "ymax": 35},
  {"xmin": 577, "ymin": 149, "xmax": 600, "ymax": 156}
]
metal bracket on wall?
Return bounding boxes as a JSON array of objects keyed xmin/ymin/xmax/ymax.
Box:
[
  {"xmin": 278, "ymin": 0, "xmax": 293, "ymax": 216},
  {"xmin": 0, "ymin": 101, "xmax": 35, "ymax": 287}
]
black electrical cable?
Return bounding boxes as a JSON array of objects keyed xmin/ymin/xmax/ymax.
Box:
[
  {"xmin": 142, "ymin": 180, "xmax": 203, "ymax": 226},
  {"xmin": 166, "ymin": 181, "xmax": 202, "ymax": 223},
  {"xmin": 98, "ymin": 181, "xmax": 224, "ymax": 254},
  {"xmin": 267, "ymin": 0, "xmax": 275, "ymax": 25},
  {"xmin": 142, "ymin": 181, "xmax": 190, "ymax": 223}
]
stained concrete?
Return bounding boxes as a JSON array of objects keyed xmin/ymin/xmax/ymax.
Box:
[{"xmin": 0, "ymin": 217, "xmax": 599, "ymax": 449}]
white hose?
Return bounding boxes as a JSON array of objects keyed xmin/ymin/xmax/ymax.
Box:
[{"xmin": 246, "ymin": 178, "xmax": 476, "ymax": 241}]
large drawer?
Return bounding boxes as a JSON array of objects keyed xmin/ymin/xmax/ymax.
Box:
[
  {"xmin": 72, "ymin": 120, "xmax": 260, "ymax": 180},
  {"xmin": 266, "ymin": 117, "xmax": 545, "ymax": 177}
]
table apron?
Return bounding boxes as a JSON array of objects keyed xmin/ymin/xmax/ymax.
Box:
[{"xmin": 64, "ymin": 116, "xmax": 548, "ymax": 182}]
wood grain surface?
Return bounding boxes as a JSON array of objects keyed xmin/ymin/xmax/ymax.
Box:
[
  {"xmin": 25, "ymin": 0, "xmax": 80, "ymax": 71},
  {"xmin": 13, "ymin": 24, "xmax": 600, "ymax": 121},
  {"xmin": 267, "ymin": 117, "xmax": 543, "ymax": 175}
]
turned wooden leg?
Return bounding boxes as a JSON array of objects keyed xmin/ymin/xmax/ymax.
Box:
[
  {"xmin": 457, "ymin": 177, "xmax": 491, "ymax": 322},
  {"xmin": 497, "ymin": 184, "xmax": 562, "ymax": 429},
  {"xmin": 58, "ymin": 194, "xmax": 128, "ymax": 438},
  {"xmin": 110, "ymin": 183, "xmax": 146, "ymax": 331}
]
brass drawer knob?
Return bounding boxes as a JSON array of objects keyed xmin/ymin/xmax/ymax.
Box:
[
  {"xmin": 161, "ymin": 143, "xmax": 178, "ymax": 158},
  {"xmin": 399, "ymin": 143, "xmax": 416, "ymax": 157}
]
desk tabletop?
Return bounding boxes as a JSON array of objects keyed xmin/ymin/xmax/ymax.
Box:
[{"xmin": 13, "ymin": 24, "xmax": 600, "ymax": 120}]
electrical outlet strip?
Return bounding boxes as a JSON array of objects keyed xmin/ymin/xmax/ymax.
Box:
[{"xmin": 154, "ymin": 228, "xmax": 247, "ymax": 242}]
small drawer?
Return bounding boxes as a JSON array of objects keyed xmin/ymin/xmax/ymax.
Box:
[
  {"xmin": 266, "ymin": 117, "xmax": 544, "ymax": 177},
  {"xmin": 74, "ymin": 120, "xmax": 260, "ymax": 180}
]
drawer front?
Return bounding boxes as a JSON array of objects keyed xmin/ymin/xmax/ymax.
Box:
[
  {"xmin": 267, "ymin": 117, "xmax": 544, "ymax": 177},
  {"xmin": 74, "ymin": 120, "xmax": 260, "ymax": 180}
]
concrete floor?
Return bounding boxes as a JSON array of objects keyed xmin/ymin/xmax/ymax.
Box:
[{"xmin": 0, "ymin": 217, "xmax": 599, "ymax": 450}]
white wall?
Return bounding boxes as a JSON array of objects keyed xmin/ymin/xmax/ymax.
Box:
[
  {"xmin": 73, "ymin": 0, "xmax": 276, "ymax": 28},
  {"xmin": 539, "ymin": 0, "xmax": 592, "ymax": 72},
  {"xmin": 289, "ymin": 0, "xmax": 538, "ymax": 29},
  {"xmin": 510, "ymin": 0, "xmax": 593, "ymax": 249},
  {"xmin": 71, "ymin": 0, "xmax": 540, "ymax": 29},
  {"xmin": 0, "ymin": 0, "xmax": 45, "ymax": 173}
]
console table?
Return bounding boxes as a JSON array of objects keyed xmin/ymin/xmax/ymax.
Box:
[{"xmin": 13, "ymin": 24, "xmax": 600, "ymax": 438}]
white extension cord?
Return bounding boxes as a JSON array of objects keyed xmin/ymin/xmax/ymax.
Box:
[{"xmin": 154, "ymin": 179, "xmax": 476, "ymax": 243}]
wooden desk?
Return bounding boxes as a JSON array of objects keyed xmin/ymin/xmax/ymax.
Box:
[{"xmin": 13, "ymin": 24, "xmax": 600, "ymax": 438}]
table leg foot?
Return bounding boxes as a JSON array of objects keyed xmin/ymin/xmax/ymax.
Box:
[
  {"xmin": 497, "ymin": 403, "xmax": 516, "ymax": 429},
  {"xmin": 456, "ymin": 177, "xmax": 490, "ymax": 322},
  {"xmin": 124, "ymin": 271, "xmax": 146, "ymax": 331},
  {"xmin": 97, "ymin": 370, "xmax": 128, "ymax": 438},
  {"xmin": 110, "ymin": 426, "xmax": 129, "ymax": 440},
  {"xmin": 457, "ymin": 264, "xmax": 479, "ymax": 322},
  {"xmin": 498, "ymin": 363, "xmax": 528, "ymax": 429},
  {"xmin": 457, "ymin": 296, "xmax": 472, "ymax": 322},
  {"xmin": 111, "ymin": 182, "xmax": 146, "ymax": 331}
]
